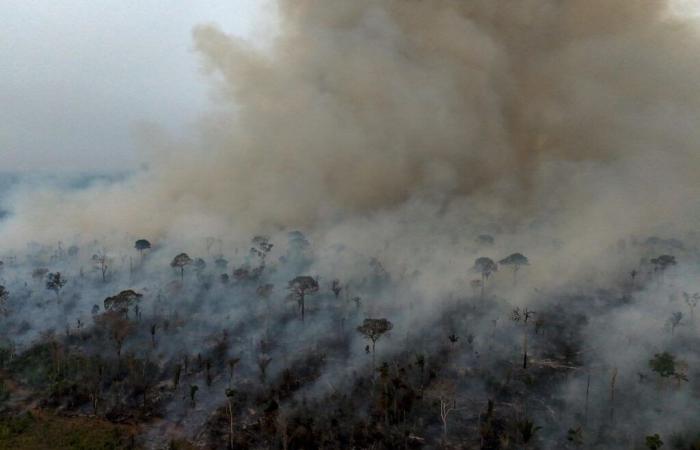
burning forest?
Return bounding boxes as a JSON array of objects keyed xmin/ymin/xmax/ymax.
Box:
[{"xmin": 2, "ymin": 0, "xmax": 700, "ymax": 449}]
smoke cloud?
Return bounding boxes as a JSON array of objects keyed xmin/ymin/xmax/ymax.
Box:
[{"xmin": 2, "ymin": 0, "xmax": 700, "ymax": 260}]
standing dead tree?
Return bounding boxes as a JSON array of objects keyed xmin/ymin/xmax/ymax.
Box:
[
  {"xmin": 427, "ymin": 379, "xmax": 465, "ymax": 442},
  {"xmin": 511, "ymin": 307, "xmax": 536, "ymax": 369},
  {"xmin": 683, "ymin": 292, "xmax": 699, "ymax": 322},
  {"xmin": 92, "ymin": 251, "xmax": 111, "ymax": 282}
]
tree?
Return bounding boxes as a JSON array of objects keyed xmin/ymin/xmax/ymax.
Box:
[
  {"xmin": 649, "ymin": 352, "xmax": 676, "ymax": 378},
  {"xmin": 251, "ymin": 236, "xmax": 273, "ymax": 266},
  {"xmin": 650, "ymin": 255, "xmax": 676, "ymax": 285},
  {"xmin": 193, "ymin": 258, "xmax": 207, "ymax": 281},
  {"xmin": 171, "ymin": 253, "xmax": 193, "ymax": 281},
  {"xmin": 288, "ymin": 276, "xmax": 319, "ymax": 321},
  {"xmin": 645, "ymin": 433, "xmax": 663, "ymax": 450},
  {"xmin": 448, "ymin": 333, "xmax": 459, "ymax": 349},
  {"xmin": 610, "ymin": 367, "xmax": 618, "ymax": 422},
  {"xmin": 150, "ymin": 323, "xmax": 157, "ymax": 348},
  {"xmin": 257, "ymin": 356, "xmax": 272, "ymax": 383},
  {"xmin": 91, "ymin": 251, "xmax": 111, "ymax": 282},
  {"xmin": 473, "ymin": 257, "xmax": 498, "ymax": 299},
  {"xmin": 227, "ymin": 357, "xmax": 241, "ymax": 388},
  {"xmin": 225, "ymin": 388, "xmax": 236, "ymax": 450},
  {"xmin": 134, "ymin": 239, "xmax": 151, "ymax": 259},
  {"xmin": 683, "ymin": 292, "xmax": 699, "ymax": 322},
  {"xmin": 46, "ymin": 272, "xmax": 67, "ymax": 299},
  {"xmin": 511, "ymin": 307, "xmax": 535, "ymax": 369},
  {"xmin": 0, "ymin": 286, "xmax": 8, "ymax": 316},
  {"xmin": 516, "ymin": 418, "xmax": 541, "ymax": 446},
  {"xmin": 94, "ymin": 310, "xmax": 133, "ymax": 364},
  {"xmin": 189, "ymin": 384, "xmax": 199, "ymax": 407},
  {"xmin": 668, "ymin": 312, "xmax": 683, "ymax": 335},
  {"xmin": 331, "ymin": 279, "xmax": 342, "ymax": 299},
  {"xmin": 427, "ymin": 379, "xmax": 464, "ymax": 441},
  {"xmin": 104, "ymin": 290, "xmax": 142, "ymax": 318},
  {"xmin": 357, "ymin": 318, "xmax": 393, "ymax": 367},
  {"xmin": 498, "ymin": 253, "xmax": 529, "ymax": 286}
]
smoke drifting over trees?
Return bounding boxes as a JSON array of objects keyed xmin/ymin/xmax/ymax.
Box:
[{"xmin": 2, "ymin": 0, "xmax": 700, "ymax": 448}]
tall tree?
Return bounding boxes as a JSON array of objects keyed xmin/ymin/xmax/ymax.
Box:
[
  {"xmin": 104, "ymin": 290, "xmax": 143, "ymax": 318},
  {"xmin": 511, "ymin": 307, "xmax": 535, "ymax": 369},
  {"xmin": 46, "ymin": 272, "xmax": 67, "ymax": 299},
  {"xmin": 0, "ymin": 285, "xmax": 8, "ymax": 316},
  {"xmin": 650, "ymin": 254, "xmax": 676, "ymax": 286},
  {"xmin": 288, "ymin": 276, "xmax": 319, "ymax": 321},
  {"xmin": 171, "ymin": 253, "xmax": 193, "ymax": 281},
  {"xmin": 473, "ymin": 257, "xmax": 498, "ymax": 299},
  {"xmin": 498, "ymin": 253, "xmax": 529, "ymax": 286},
  {"xmin": 92, "ymin": 251, "xmax": 111, "ymax": 282},
  {"xmin": 357, "ymin": 318, "xmax": 393, "ymax": 367},
  {"xmin": 134, "ymin": 239, "xmax": 151, "ymax": 260}
]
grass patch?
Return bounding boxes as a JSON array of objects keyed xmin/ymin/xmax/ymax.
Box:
[{"xmin": 0, "ymin": 411, "xmax": 137, "ymax": 449}]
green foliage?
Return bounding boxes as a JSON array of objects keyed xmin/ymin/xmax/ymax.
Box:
[
  {"xmin": 649, "ymin": 352, "xmax": 676, "ymax": 378},
  {"xmin": 646, "ymin": 433, "xmax": 663, "ymax": 450},
  {"xmin": 7, "ymin": 344, "xmax": 55, "ymax": 387}
]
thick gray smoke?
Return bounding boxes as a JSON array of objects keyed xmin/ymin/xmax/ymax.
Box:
[{"xmin": 2, "ymin": 0, "xmax": 700, "ymax": 256}]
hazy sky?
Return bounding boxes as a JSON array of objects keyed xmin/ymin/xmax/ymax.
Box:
[{"xmin": 1, "ymin": 0, "xmax": 271, "ymax": 172}]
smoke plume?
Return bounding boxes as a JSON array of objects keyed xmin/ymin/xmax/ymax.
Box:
[{"xmin": 3, "ymin": 0, "xmax": 700, "ymax": 254}]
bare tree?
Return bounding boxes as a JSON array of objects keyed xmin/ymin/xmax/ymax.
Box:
[
  {"xmin": 610, "ymin": 367, "xmax": 618, "ymax": 422},
  {"xmin": 427, "ymin": 379, "xmax": 464, "ymax": 442},
  {"xmin": 683, "ymin": 292, "xmax": 699, "ymax": 322},
  {"xmin": 92, "ymin": 250, "xmax": 111, "ymax": 282},
  {"xmin": 190, "ymin": 384, "xmax": 199, "ymax": 408},
  {"xmin": 257, "ymin": 355, "xmax": 272, "ymax": 383},
  {"xmin": 668, "ymin": 312, "xmax": 683, "ymax": 335},
  {"xmin": 225, "ymin": 388, "xmax": 236, "ymax": 449},
  {"xmin": 511, "ymin": 307, "xmax": 535, "ymax": 369}
]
